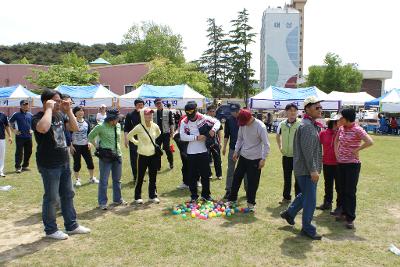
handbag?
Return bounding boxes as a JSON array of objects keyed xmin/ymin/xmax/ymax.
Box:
[
  {"xmin": 141, "ymin": 123, "xmax": 163, "ymax": 157},
  {"xmin": 95, "ymin": 126, "xmax": 119, "ymax": 162}
]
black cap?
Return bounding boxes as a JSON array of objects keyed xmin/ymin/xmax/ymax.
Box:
[
  {"xmin": 154, "ymin": 98, "xmax": 162, "ymax": 104},
  {"xmin": 134, "ymin": 98, "xmax": 144, "ymax": 106},
  {"xmin": 184, "ymin": 101, "xmax": 197, "ymax": 111},
  {"xmin": 105, "ymin": 109, "xmax": 120, "ymax": 122},
  {"xmin": 230, "ymin": 103, "xmax": 241, "ymax": 112},
  {"xmin": 20, "ymin": 100, "xmax": 29, "ymax": 105}
]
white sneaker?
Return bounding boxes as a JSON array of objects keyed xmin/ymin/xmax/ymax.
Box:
[
  {"xmin": 46, "ymin": 230, "xmax": 69, "ymax": 240},
  {"xmin": 248, "ymin": 203, "xmax": 256, "ymax": 212},
  {"xmin": 89, "ymin": 177, "xmax": 99, "ymax": 184},
  {"xmin": 135, "ymin": 199, "xmax": 144, "ymax": 204},
  {"xmin": 75, "ymin": 179, "xmax": 81, "ymax": 187},
  {"xmin": 209, "ymin": 176, "xmax": 214, "ymax": 180},
  {"xmin": 197, "ymin": 181, "xmax": 202, "ymax": 187},
  {"xmin": 67, "ymin": 225, "xmax": 91, "ymax": 235},
  {"xmin": 177, "ymin": 183, "xmax": 189, "ymax": 190},
  {"xmin": 217, "ymin": 176, "xmax": 222, "ymax": 180},
  {"xmin": 0, "ymin": 173, "xmax": 5, "ymax": 177},
  {"xmin": 150, "ymin": 198, "xmax": 160, "ymax": 204}
]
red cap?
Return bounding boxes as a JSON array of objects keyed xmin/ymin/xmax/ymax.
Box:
[
  {"xmin": 143, "ymin": 108, "xmax": 154, "ymax": 115},
  {"xmin": 237, "ymin": 109, "xmax": 252, "ymax": 126}
]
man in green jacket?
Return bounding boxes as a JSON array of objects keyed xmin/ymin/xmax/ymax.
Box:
[{"xmin": 276, "ymin": 103, "xmax": 301, "ymax": 204}]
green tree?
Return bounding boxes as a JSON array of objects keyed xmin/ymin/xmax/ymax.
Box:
[
  {"xmin": 305, "ymin": 53, "xmax": 363, "ymax": 93},
  {"xmin": 27, "ymin": 52, "xmax": 99, "ymax": 89},
  {"xmin": 228, "ymin": 9, "xmax": 257, "ymax": 103},
  {"xmin": 136, "ymin": 58, "xmax": 211, "ymax": 97},
  {"xmin": 200, "ymin": 18, "xmax": 228, "ymax": 98},
  {"xmin": 122, "ymin": 21, "xmax": 185, "ymax": 65},
  {"xmin": 99, "ymin": 50, "xmax": 126, "ymax": 65},
  {"xmin": 11, "ymin": 57, "xmax": 30, "ymax": 64}
]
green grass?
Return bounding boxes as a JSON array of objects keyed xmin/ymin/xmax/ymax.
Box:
[{"xmin": 0, "ymin": 134, "xmax": 400, "ymax": 266}]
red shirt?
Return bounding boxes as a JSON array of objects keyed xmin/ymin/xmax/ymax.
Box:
[
  {"xmin": 337, "ymin": 123, "xmax": 367, "ymax": 164},
  {"xmin": 319, "ymin": 129, "xmax": 337, "ymax": 165}
]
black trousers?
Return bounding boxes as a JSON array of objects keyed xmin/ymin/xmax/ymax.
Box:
[
  {"xmin": 322, "ymin": 164, "xmax": 339, "ymax": 205},
  {"xmin": 156, "ymin": 133, "xmax": 173, "ymax": 169},
  {"xmin": 72, "ymin": 144, "xmax": 94, "ymax": 172},
  {"xmin": 209, "ymin": 145, "xmax": 222, "ymax": 177},
  {"xmin": 135, "ymin": 154, "xmax": 158, "ymax": 200},
  {"xmin": 229, "ymin": 156, "xmax": 261, "ymax": 205},
  {"xmin": 282, "ymin": 156, "xmax": 301, "ymax": 200},
  {"xmin": 188, "ymin": 152, "xmax": 212, "ymax": 200},
  {"xmin": 338, "ymin": 163, "xmax": 361, "ymax": 222},
  {"xmin": 128, "ymin": 142, "xmax": 138, "ymax": 180},
  {"xmin": 15, "ymin": 138, "xmax": 32, "ymax": 168},
  {"xmin": 180, "ymin": 152, "xmax": 190, "ymax": 185}
]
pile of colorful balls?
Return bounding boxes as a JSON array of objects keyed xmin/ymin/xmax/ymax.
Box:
[{"xmin": 170, "ymin": 200, "xmax": 252, "ymax": 220}]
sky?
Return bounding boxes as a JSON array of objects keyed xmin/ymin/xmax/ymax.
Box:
[{"xmin": 1, "ymin": 0, "xmax": 399, "ymax": 90}]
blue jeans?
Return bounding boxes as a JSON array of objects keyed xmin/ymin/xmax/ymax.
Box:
[
  {"xmin": 98, "ymin": 158, "xmax": 122, "ymax": 206},
  {"xmin": 287, "ymin": 175, "xmax": 318, "ymax": 236},
  {"xmin": 38, "ymin": 163, "xmax": 78, "ymax": 235}
]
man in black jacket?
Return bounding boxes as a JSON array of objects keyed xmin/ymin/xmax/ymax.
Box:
[{"xmin": 124, "ymin": 98, "xmax": 144, "ymax": 182}]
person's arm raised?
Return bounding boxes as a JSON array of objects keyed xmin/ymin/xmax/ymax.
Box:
[{"xmin": 35, "ymin": 100, "xmax": 55, "ymax": 134}]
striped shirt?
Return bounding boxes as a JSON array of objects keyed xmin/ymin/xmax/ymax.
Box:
[{"xmin": 337, "ymin": 123, "xmax": 367, "ymax": 163}]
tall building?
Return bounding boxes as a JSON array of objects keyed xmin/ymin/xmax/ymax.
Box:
[
  {"xmin": 260, "ymin": 6, "xmax": 301, "ymax": 88},
  {"xmin": 290, "ymin": 0, "xmax": 307, "ymax": 77}
]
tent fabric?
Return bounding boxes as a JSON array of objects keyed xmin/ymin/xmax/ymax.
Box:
[
  {"xmin": 118, "ymin": 84, "xmax": 206, "ymax": 108},
  {"xmin": 90, "ymin": 58, "xmax": 111, "ymax": 65},
  {"xmin": 0, "ymin": 60, "xmax": 5, "ymax": 65},
  {"xmin": 249, "ymin": 86, "xmax": 340, "ymax": 110},
  {"xmin": 0, "ymin": 84, "xmax": 40, "ymax": 107},
  {"xmin": 55, "ymin": 85, "xmax": 118, "ymax": 107},
  {"xmin": 365, "ymin": 89, "xmax": 400, "ymax": 106},
  {"xmin": 326, "ymin": 91, "xmax": 375, "ymax": 106}
]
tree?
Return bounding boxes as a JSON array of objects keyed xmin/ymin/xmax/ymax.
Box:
[
  {"xmin": 228, "ymin": 9, "xmax": 257, "ymax": 103},
  {"xmin": 122, "ymin": 21, "xmax": 185, "ymax": 65},
  {"xmin": 136, "ymin": 58, "xmax": 211, "ymax": 97},
  {"xmin": 305, "ymin": 53, "xmax": 363, "ymax": 93},
  {"xmin": 27, "ymin": 52, "xmax": 99, "ymax": 89},
  {"xmin": 200, "ymin": 18, "xmax": 228, "ymax": 98},
  {"xmin": 99, "ymin": 50, "xmax": 126, "ymax": 65},
  {"xmin": 11, "ymin": 57, "xmax": 30, "ymax": 64}
]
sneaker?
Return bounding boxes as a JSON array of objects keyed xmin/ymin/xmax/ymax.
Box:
[
  {"xmin": 114, "ymin": 199, "xmax": 128, "ymax": 206},
  {"xmin": 225, "ymin": 201, "xmax": 237, "ymax": 207},
  {"xmin": 217, "ymin": 176, "xmax": 223, "ymax": 180},
  {"xmin": 22, "ymin": 167, "xmax": 30, "ymax": 171},
  {"xmin": 300, "ymin": 230, "xmax": 322, "ymax": 240},
  {"xmin": 280, "ymin": 210, "xmax": 295, "ymax": 225},
  {"xmin": 89, "ymin": 177, "xmax": 99, "ymax": 184},
  {"xmin": 279, "ymin": 198, "xmax": 291, "ymax": 205},
  {"xmin": 197, "ymin": 181, "xmax": 202, "ymax": 187},
  {"xmin": 345, "ymin": 221, "xmax": 355, "ymax": 229},
  {"xmin": 169, "ymin": 164, "xmax": 174, "ymax": 169},
  {"xmin": 46, "ymin": 230, "xmax": 69, "ymax": 240},
  {"xmin": 330, "ymin": 207, "xmax": 342, "ymax": 216},
  {"xmin": 247, "ymin": 203, "xmax": 256, "ymax": 212},
  {"xmin": 316, "ymin": 203, "xmax": 332, "ymax": 211},
  {"xmin": 150, "ymin": 198, "xmax": 160, "ymax": 204},
  {"xmin": 209, "ymin": 176, "xmax": 214, "ymax": 180},
  {"xmin": 135, "ymin": 199, "xmax": 144, "ymax": 204},
  {"xmin": 75, "ymin": 179, "xmax": 82, "ymax": 187},
  {"xmin": 15, "ymin": 167, "xmax": 22, "ymax": 173},
  {"xmin": 177, "ymin": 183, "xmax": 189, "ymax": 190},
  {"xmin": 67, "ymin": 225, "xmax": 91, "ymax": 235},
  {"xmin": 335, "ymin": 214, "xmax": 346, "ymax": 222},
  {"xmin": 0, "ymin": 173, "xmax": 5, "ymax": 177},
  {"xmin": 99, "ymin": 205, "xmax": 108, "ymax": 210}
]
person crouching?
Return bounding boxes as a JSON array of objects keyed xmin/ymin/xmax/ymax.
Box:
[{"xmin": 127, "ymin": 108, "xmax": 161, "ymax": 204}]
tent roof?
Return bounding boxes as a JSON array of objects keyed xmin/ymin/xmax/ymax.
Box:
[
  {"xmin": 55, "ymin": 84, "xmax": 118, "ymax": 99},
  {"xmin": 0, "ymin": 84, "xmax": 39, "ymax": 99},
  {"xmin": 326, "ymin": 91, "xmax": 375, "ymax": 106},
  {"xmin": 119, "ymin": 84, "xmax": 205, "ymax": 99},
  {"xmin": 90, "ymin": 58, "xmax": 111, "ymax": 65},
  {"xmin": 365, "ymin": 89, "xmax": 400, "ymax": 106},
  {"xmin": 251, "ymin": 86, "xmax": 328, "ymax": 101},
  {"xmin": 0, "ymin": 60, "xmax": 5, "ymax": 65}
]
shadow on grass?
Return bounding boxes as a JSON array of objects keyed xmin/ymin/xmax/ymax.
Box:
[
  {"xmin": 220, "ymin": 213, "xmax": 258, "ymax": 227},
  {"xmin": 0, "ymin": 238, "xmax": 56, "ymax": 264},
  {"xmin": 159, "ymin": 188, "xmax": 189, "ymax": 199},
  {"xmin": 111, "ymin": 202, "xmax": 153, "ymax": 216},
  {"xmin": 121, "ymin": 180, "xmax": 135, "ymax": 189},
  {"xmin": 279, "ymin": 232, "xmax": 313, "ymax": 259},
  {"xmin": 14, "ymin": 212, "xmax": 42, "ymax": 226},
  {"xmin": 266, "ymin": 203, "xmax": 287, "ymax": 218}
]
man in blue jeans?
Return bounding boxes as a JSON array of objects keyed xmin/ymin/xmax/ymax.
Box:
[
  {"xmin": 32, "ymin": 89, "xmax": 90, "ymax": 240},
  {"xmin": 280, "ymin": 96, "xmax": 323, "ymax": 240}
]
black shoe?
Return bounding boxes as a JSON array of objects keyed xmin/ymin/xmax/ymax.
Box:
[
  {"xmin": 330, "ymin": 207, "xmax": 342, "ymax": 216},
  {"xmin": 316, "ymin": 203, "xmax": 332, "ymax": 211},
  {"xmin": 280, "ymin": 210, "xmax": 295, "ymax": 225},
  {"xmin": 300, "ymin": 230, "xmax": 322, "ymax": 240},
  {"xmin": 22, "ymin": 167, "xmax": 30, "ymax": 171},
  {"xmin": 345, "ymin": 221, "xmax": 355, "ymax": 229},
  {"xmin": 169, "ymin": 164, "xmax": 174, "ymax": 169}
]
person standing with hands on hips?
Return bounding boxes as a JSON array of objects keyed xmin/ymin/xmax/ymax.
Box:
[
  {"xmin": 32, "ymin": 89, "xmax": 90, "ymax": 240},
  {"xmin": 226, "ymin": 108, "xmax": 270, "ymax": 212},
  {"xmin": 280, "ymin": 96, "xmax": 324, "ymax": 240}
]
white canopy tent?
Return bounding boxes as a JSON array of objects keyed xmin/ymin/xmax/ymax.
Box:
[
  {"xmin": 118, "ymin": 84, "xmax": 206, "ymax": 109},
  {"xmin": 326, "ymin": 91, "xmax": 375, "ymax": 106},
  {"xmin": 380, "ymin": 89, "xmax": 400, "ymax": 113},
  {"xmin": 55, "ymin": 85, "xmax": 118, "ymax": 107},
  {"xmin": 0, "ymin": 84, "xmax": 40, "ymax": 107},
  {"xmin": 249, "ymin": 86, "xmax": 341, "ymax": 110}
]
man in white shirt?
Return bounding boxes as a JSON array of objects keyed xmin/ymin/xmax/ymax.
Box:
[{"xmin": 179, "ymin": 101, "xmax": 221, "ymax": 202}]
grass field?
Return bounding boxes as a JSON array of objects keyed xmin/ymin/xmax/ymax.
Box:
[{"xmin": 0, "ymin": 134, "xmax": 400, "ymax": 266}]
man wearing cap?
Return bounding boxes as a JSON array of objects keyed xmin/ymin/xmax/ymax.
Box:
[
  {"xmin": 227, "ymin": 109, "xmax": 270, "ymax": 211},
  {"xmin": 222, "ymin": 103, "xmax": 248, "ymax": 200},
  {"xmin": 276, "ymin": 103, "xmax": 301, "ymax": 204},
  {"xmin": 124, "ymin": 98, "xmax": 144, "ymax": 182},
  {"xmin": 179, "ymin": 101, "xmax": 221, "ymax": 202},
  {"xmin": 153, "ymin": 98, "xmax": 174, "ymax": 170},
  {"xmin": 280, "ymin": 96, "xmax": 323, "ymax": 240},
  {"xmin": 89, "ymin": 109, "xmax": 127, "ymax": 210},
  {"xmin": 9, "ymin": 100, "xmax": 33, "ymax": 173}
]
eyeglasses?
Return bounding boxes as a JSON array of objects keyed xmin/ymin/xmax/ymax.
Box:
[
  {"xmin": 185, "ymin": 109, "xmax": 195, "ymax": 114},
  {"xmin": 22, "ymin": 103, "xmax": 29, "ymax": 106},
  {"xmin": 315, "ymin": 106, "xmax": 323, "ymax": 110}
]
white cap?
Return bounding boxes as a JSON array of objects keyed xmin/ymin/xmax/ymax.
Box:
[
  {"xmin": 100, "ymin": 104, "xmax": 107, "ymax": 108},
  {"xmin": 304, "ymin": 96, "xmax": 323, "ymax": 107}
]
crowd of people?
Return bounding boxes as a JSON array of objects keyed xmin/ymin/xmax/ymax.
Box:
[{"xmin": 0, "ymin": 90, "xmax": 375, "ymax": 241}]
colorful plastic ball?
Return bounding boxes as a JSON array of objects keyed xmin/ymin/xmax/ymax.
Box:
[
  {"xmin": 226, "ymin": 212, "xmax": 231, "ymax": 217},
  {"xmin": 231, "ymin": 209, "xmax": 235, "ymax": 215},
  {"xmin": 244, "ymin": 208, "xmax": 249, "ymax": 213},
  {"xmin": 182, "ymin": 214, "xmax": 187, "ymax": 219}
]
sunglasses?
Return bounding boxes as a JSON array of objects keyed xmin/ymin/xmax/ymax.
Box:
[
  {"xmin": 185, "ymin": 109, "xmax": 195, "ymax": 114},
  {"xmin": 315, "ymin": 106, "xmax": 323, "ymax": 110},
  {"xmin": 22, "ymin": 103, "xmax": 29, "ymax": 106}
]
